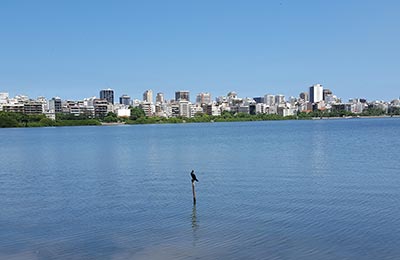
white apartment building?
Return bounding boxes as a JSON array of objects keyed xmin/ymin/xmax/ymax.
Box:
[
  {"xmin": 264, "ymin": 94, "xmax": 275, "ymax": 106},
  {"xmin": 309, "ymin": 84, "xmax": 323, "ymax": 103},
  {"xmin": 179, "ymin": 100, "xmax": 191, "ymax": 117},
  {"xmin": 143, "ymin": 90, "xmax": 153, "ymax": 103}
]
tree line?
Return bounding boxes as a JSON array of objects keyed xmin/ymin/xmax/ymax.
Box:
[
  {"xmin": 1, "ymin": 106, "xmax": 399, "ymax": 128},
  {"xmin": 0, "ymin": 112, "xmax": 100, "ymax": 128}
]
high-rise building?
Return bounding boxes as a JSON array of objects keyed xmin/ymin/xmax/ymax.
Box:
[
  {"xmin": 93, "ymin": 98, "xmax": 109, "ymax": 118},
  {"xmin": 171, "ymin": 103, "xmax": 180, "ymax": 117},
  {"xmin": 253, "ymin": 97, "xmax": 264, "ymax": 104},
  {"xmin": 100, "ymin": 88, "xmax": 114, "ymax": 104},
  {"xmin": 289, "ymin": 96, "xmax": 297, "ymax": 106},
  {"xmin": 264, "ymin": 94, "xmax": 275, "ymax": 106},
  {"xmin": 143, "ymin": 89, "xmax": 153, "ymax": 103},
  {"xmin": 323, "ymin": 89, "xmax": 332, "ymax": 101},
  {"xmin": 309, "ymin": 84, "xmax": 323, "ymax": 103},
  {"xmin": 299, "ymin": 92, "xmax": 309, "ymax": 102},
  {"xmin": 49, "ymin": 97, "xmax": 62, "ymax": 113},
  {"xmin": 196, "ymin": 92, "xmax": 211, "ymax": 105},
  {"xmin": 179, "ymin": 100, "xmax": 191, "ymax": 117},
  {"xmin": 0, "ymin": 92, "xmax": 9, "ymax": 104},
  {"xmin": 140, "ymin": 102, "xmax": 153, "ymax": 117},
  {"xmin": 175, "ymin": 91, "xmax": 190, "ymax": 102},
  {"xmin": 119, "ymin": 95, "xmax": 131, "ymax": 106},
  {"xmin": 275, "ymin": 94, "xmax": 285, "ymax": 105},
  {"xmin": 156, "ymin": 92, "xmax": 165, "ymax": 104}
]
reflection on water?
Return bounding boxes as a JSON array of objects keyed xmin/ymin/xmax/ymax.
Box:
[
  {"xmin": 191, "ymin": 204, "xmax": 199, "ymax": 247},
  {"xmin": 310, "ymin": 122, "xmax": 328, "ymax": 175},
  {"xmin": 1, "ymin": 119, "xmax": 400, "ymax": 259},
  {"xmin": 191, "ymin": 205, "xmax": 198, "ymax": 230}
]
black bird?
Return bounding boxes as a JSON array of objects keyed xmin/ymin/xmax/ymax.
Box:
[{"xmin": 191, "ymin": 170, "xmax": 199, "ymax": 182}]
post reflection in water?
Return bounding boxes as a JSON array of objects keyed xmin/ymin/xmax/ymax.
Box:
[
  {"xmin": 191, "ymin": 205, "xmax": 199, "ymax": 229},
  {"xmin": 191, "ymin": 204, "xmax": 199, "ymax": 247}
]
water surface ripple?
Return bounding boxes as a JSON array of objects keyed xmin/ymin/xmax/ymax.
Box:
[{"xmin": 0, "ymin": 118, "xmax": 399, "ymax": 259}]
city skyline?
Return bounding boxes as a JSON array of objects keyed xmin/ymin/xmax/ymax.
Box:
[
  {"xmin": 1, "ymin": 1, "xmax": 399, "ymax": 101},
  {"xmin": 1, "ymin": 83, "xmax": 399, "ymax": 125},
  {"xmin": 1, "ymin": 84, "xmax": 399, "ymax": 104}
]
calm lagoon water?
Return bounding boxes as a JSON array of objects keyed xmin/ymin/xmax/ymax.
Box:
[{"xmin": 0, "ymin": 118, "xmax": 399, "ymax": 259}]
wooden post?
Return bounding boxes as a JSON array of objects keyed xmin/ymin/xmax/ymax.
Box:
[{"xmin": 192, "ymin": 180, "xmax": 196, "ymax": 204}]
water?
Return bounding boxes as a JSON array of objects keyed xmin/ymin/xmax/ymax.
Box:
[{"xmin": 0, "ymin": 118, "xmax": 399, "ymax": 260}]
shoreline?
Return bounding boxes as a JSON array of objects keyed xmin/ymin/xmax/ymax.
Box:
[
  {"xmin": 2, "ymin": 114, "xmax": 399, "ymax": 129},
  {"xmin": 100, "ymin": 122, "xmax": 126, "ymax": 126},
  {"xmin": 311, "ymin": 115, "xmax": 400, "ymax": 120}
]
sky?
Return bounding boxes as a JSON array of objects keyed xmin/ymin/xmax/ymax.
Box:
[{"xmin": 0, "ymin": 0, "xmax": 399, "ymax": 101}]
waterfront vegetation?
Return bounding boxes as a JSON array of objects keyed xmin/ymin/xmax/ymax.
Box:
[
  {"xmin": 0, "ymin": 112, "xmax": 100, "ymax": 128},
  {"xmin": 126, "ymin": 111, "xmax": 296, "ymax": 125},
  {"xmin": 1, "ymin": 106, "xmax": 400, "ymax": 128}
]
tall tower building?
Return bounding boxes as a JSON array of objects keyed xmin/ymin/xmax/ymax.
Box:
[
  {"xmin": 175, "ymin": 90, "xmax": 190, "ymax": 102},
  {"xmin": 156, "ymin": 92, "xmax": 165, "ymax": 104},
  {"xmin": 309, "ymin": 84, "xmax": 323, "ymax": 103},
  {"xmin": 100, "ymin": 88, "xmax": 114, "ymax": 104},
  {"xmin": 323, "ymin": 89, "xmax": 332, "ymax": 101},
  {"xmin": 143, "ymin": 89, "xmax": 153, "ymax": 103},
  {"xmin": 49, "ymin": 97, "xmax": 62, "ymax": 113},
  {"xmin": 275, "ymin": 94, "xmax": 285, "ymax": 105},
  {"xmin": 196, "ymin": 92, "xmax": 211, "ymax": 105},
  {"xmin": 119, "ymin": 95, "xmax": 131, "ymax": 106},
  {"xmin": 264, "ymin": 94, "xmax": 275, "ymax": 106},
  {"xmin": 179, "ymin": 100, "xmax": 191, "ymax": 118},
  {"xmin": 299, "ymin": 92, "xmax": 309, "ymax": 102}
]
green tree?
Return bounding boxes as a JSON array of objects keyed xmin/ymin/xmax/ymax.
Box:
[
  {"xmin": 389, "ymin": 107, "xmax": 400, "ymax": 115},
  {"xmin": 130, "ymin": 107, "xmax": 146, "ymax": 120},
  {"xmin": 103, "ymin": 112, "xmax": 119, "ymax": 123},
  {"xmin": 221, "ymin": 110, "xmax": 234, "ymax": 119},
  {"xmin": 39, "ymin": 118, "xmax": 56, "ymax": 126},
  {"xmin": 361, "ymin": 108, "xmax": 385, "ymax": 116},
  {"xmin": 0, "ymin": 112, "xmax": 19, "ymax": 127}
]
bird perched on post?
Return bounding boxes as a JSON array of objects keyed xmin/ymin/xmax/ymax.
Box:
[{"xmin": 191, "ymin": 170, "xmax": 199, "ymax": 183}]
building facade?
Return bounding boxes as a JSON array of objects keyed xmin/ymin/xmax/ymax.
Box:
[
  {"xmin": 196, "ymin": 92, "xmax": 211, "ymax": 105},
  {"xmin": 323, "ymin": 89, "xmax": 332, "ymax": 101},
  {"xmin": 175, "ymin": 91, "xmax": 190, "ymax": 102},
  {"xmin": 143, "ymin": 90, "xmax": 153, "ymax": 103},
  {"xmin": 156, "ymin": 92, "xmax": 165, "ymax": 104},
  {"xmin": 49, "ymin": 97, "xmax": 62, "ymax": 113},
  {"xmin": 24, "ymin": 102, "xmax": 43, "ymax": 114},
  {"xmin": 100, "ymin": 89, "xmax": 114, "ymax": 104},
  {"xmin": 119, "ymin": 95, "xmax": 131, "ymax": 106},
  {"xmin": 94, "ymin": 99, "xmax": 109, "ymax": 118},
  {"xmin": 309, "ymin": 84, "xmax": 323, "ymax": 104}
]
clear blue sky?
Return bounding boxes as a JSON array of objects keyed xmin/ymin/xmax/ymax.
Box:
[{"xmin": 1, "ymin": 0, "xmax": 399, "ymax": 101}]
